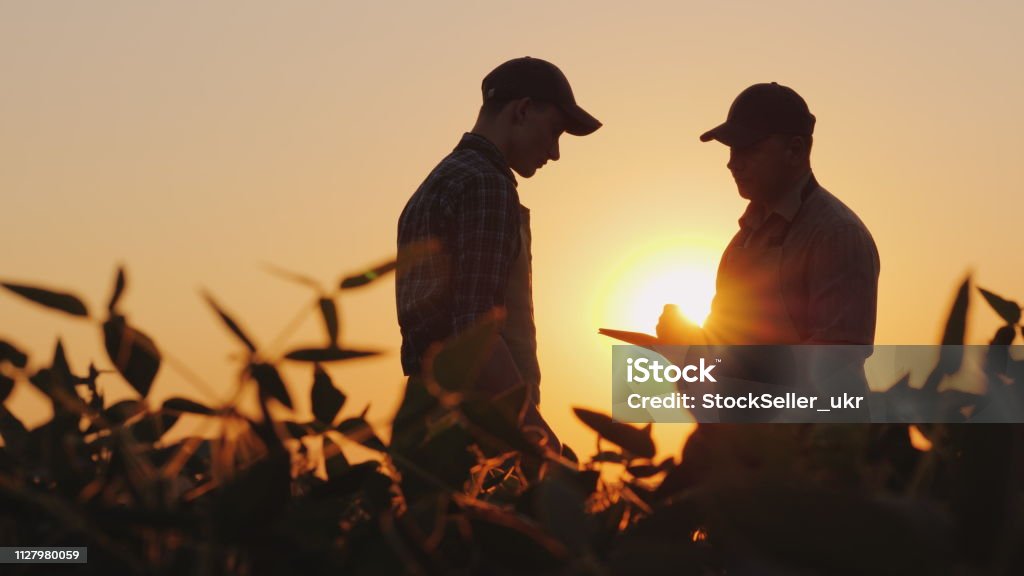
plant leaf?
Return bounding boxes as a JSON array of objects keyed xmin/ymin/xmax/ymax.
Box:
[
  {"xmin": 284, "ymin": 346, "xmax": 377, "ymax": 362},
  {"xmin": 340, "ymin": 259, "xmax": 397, "ymax": 289},
  {"xmin": 311, "ymin": 365, "xmax": 345, "ymax": 425},
  {"xmin": 591, "ymin": 451, "xmax": 625, "ymax": 464},
  {"xmin": 978, "ymin": 287, "xmax": 1021, "ymax": 325},
  {"xmin": 322, "ymin": 435, "xmax": 350, "ymax": 479},
  {"xmin": 202, "ymin": 292, "xmax": 257, "ymax": 353},
  {"xmin": 936, "ymin": 276, "xmax": 970, "ymax": 377},
  {"xmin": 337, "ymin": 417, "xmax": 386, "ymax": 451},
  {"xmin": 0, "ymin": 405, "xmax": 28, "ymax": 454},
  {"xmin": 573, "ymin": 407, "xmax": 656, "ymax": 458},
  {"xmin": 427, "ymin": 309, "xmax": 504, "ymax": 392},
  {"xmin": 262, "ymin": 262, "xmax": 322, "ymax": 291},
  {"xmin": 283, "ymin": 420, "xmax": 313, "ymax": 439},
  {"xmin": 108, "ymin": 266, "xmax": 126, "ymax": 313},
  {"xmin": 1, "ymin": 282, "xmax": 89, "ymax": 317},
  {"xmin": 249, "ymin": 362, "xmax": 292, "ymax": 409},
  {"xmin": 461, "ymin": 397, "xmax": 542, "ymax": 456},
  {"xmin": 626, "ymin": 464, "xmax": 661, "ymax": 478},
  {"xmin": 0, "ymin": 340, "xmax": 28, "ymax": 368},
  {"xmin": 318, "ymin": 298, "xmax": 339, "ymax": 346},
  {"xmin": 102, "ymin": 316, "xmax": 161, "ymax": 398},
  {"xmin": 992, "ymin": 325, "xmax": 1016, "ymax": 346},
  {"xmin": 105, "ymin": 399, "xmax": 146, "ymax": 425},
  {"xmin": 163, "ymin": 397, "xmax": 215, "ymax": 416},
  {"xmin": 0, "ymin": 373, "xmax": 14, "ymax": 404},
  {"xmin": 534, "ymin": 470, "xmax": 590, "ymax": 554},
  {"xmin": 132, "ymin": 412, "xmax": 179, "ymax": 444}
]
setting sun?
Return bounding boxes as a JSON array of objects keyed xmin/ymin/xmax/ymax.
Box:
[{"xmin": 597, "ymin": 237, "xmax": 720, "ymax": 333}]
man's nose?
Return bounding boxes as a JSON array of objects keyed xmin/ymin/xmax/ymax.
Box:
[
  {"xmin": 727, "ymin": 151, "xmax": 742, "ymax": 172},
  {"xmin": 549, "ymin": 140, "xmax": 560, "ymax": 162}
]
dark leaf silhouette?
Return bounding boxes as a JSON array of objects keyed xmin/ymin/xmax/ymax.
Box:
[
  {"xmin": 1, "ymin": 282, "xmax": 89, "ymax": 317},
  {"xmin": 0, "ymin": 373, "xmax": 13, "ymax": 403},
  {"xmin": 133, "ymin": 412, "xmax": 180, "ymax": 444},
  {"xmin": 941, "ymin": 276, "xmax": 970, "ymax": 346},
  {"xmin": 461, "ymin": 397, "xmax": 541, "ymax": 456},
  {"xmin": 340, "ymin": 259, "xmax": 397, "ymax": 289},
  {"xmin": 934, "ymin": 276, "xmax": 970, "ymax": 382},
  {"xmin": 394, "ymin": 238, "xmax": 442, "ymax": 275},
  {"xmin": 992, "ymin": 325, "xmax": 1016, "ymax": 345},
  {"xmin": 337, "ymin": 417, "xmax": 386, "ymax": 451},
  {"xmin": 534, "ymin": 471, "xmax": 590, "ymax": 554},
  {"xmin": 36, "ymin": 340, "xmax": 85, "ymax": 419},
  {"xmin": 984, "ymin": 326, "xmax": 1016, "ymax": 376},
  {"xmin": 311, "ymin": 365, "xmax": 345, "ymax": 425},
  {"xmin": 428, "ymin": 309, "xmax": 503, "ymax": 392},
  {"xmin": 284, "ymin": 346, "xmax": 377, "ymax": 362},
  {"xmin": 309, "ymin": 460, "xmax": 379, "ymax": 499},
  {"xmin": 626, "ymin": 464, "xmax": 661, "ymax": 478},
  {"xmin": 262, "ymin": 262, "xmax": 322, "ymax": 291},
  {"xmin": 108, "ymin": 266, "xmax": 126, "ymax": 313},
  {"xmin": 322, "ymin": 435, "xmax": 350, "ymax": 479},
  {"xmin": 0, "ymin": 339, "xmax": 29, "ymax": 368},
  {"xmin": 202, "ymin": 292, "xmax": 257, "ymax": 353},
  {"xmin": 319, "ymin": 297, "xmax": 339, "ymax": 346},
  {"xmin": 0, "ymin": 405, "xmax": 28, "ymax": 454},
  {"xmin": 103, "ymin": 316, "xmax": 161, "ymax": 398},
  {"xmin": 249, "ymin": 362, "xmax": 292, "ymax": 409},
  {"xmin": 573, "ymin": 407, "xmax": 656, "ymax": 458},
  {"xmin": 105, "ymin": 399, "xmax": 146, "ymax": 425},
  {"xmin": 163, "ymin": 397, "xmax": 215, "ymax": 416},
  {"xmin": 213, "ymin": 452, "xmax": 291, "ymax": 544},
  {"xmin": 978, "ymin": 287, "xmax": 1021, "ymax": 325},
  {"xmin": 284, "ymin": 420, "xmax": 314, "ymax": 439},
  {"xmin": 592, "ymin": 451, "xmax": 625, "ymax": 464}
]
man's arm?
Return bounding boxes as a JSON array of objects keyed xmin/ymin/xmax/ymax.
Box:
[
  {"xmin": 804, "ymin": 223, "xmax": 880, "ymax": 344},
  {"xmin": 451, "ymin": 172, "xmax": 520, "ymax": 332}
]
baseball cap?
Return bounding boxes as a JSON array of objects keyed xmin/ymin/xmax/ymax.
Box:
[
  {"xmin": 700, "ymin": 82, "xmax": 815, "ymax": 147},
  {"xmin": 482, "ymin": 57, "xmax": 602, "ymax": 136}
]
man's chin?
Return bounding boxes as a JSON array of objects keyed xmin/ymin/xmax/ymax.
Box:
[{"xmin": 512, "ymin": 166, "xmax": 537, "ymax": 178}]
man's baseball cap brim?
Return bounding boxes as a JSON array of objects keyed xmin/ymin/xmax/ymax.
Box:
[
  {"xmin": 699, "ymin": 122, "xmax": 765, "ymax": 148},
  {"xmin": 482, "ymin": 57, "xmax": 601, "ymax": 137},
  {"xmin": 561, "ymin": 103, "xmax": 602, "ymax": 136}
]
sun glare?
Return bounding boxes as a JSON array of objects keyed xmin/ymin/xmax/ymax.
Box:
[{"xmin": 596, "ymin": 239, "xmax": 720, "ymax": 334}]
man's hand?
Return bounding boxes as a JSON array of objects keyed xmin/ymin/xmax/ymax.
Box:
[{"xmin": 656, "ymin": 304, "xmax": 706, "ymax": 345}]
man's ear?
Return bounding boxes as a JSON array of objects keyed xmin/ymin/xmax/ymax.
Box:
[
  {"xmin": 510, "ymin": 97, "xmax": 532, "ymax": 126},
  {"xmin": 787, "ymin": 135, "xmax": 808, "ymax": 164}
]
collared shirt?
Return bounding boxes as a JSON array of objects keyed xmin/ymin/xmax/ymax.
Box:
[
  {"xmin": 720, "ymin": 173, "xmax": 881, "ymax": 344},
  {"xmin": 739, "ymin": 171, "xmax": 812, "ymax": 239},
  {"xmin": 397, "ymin": 133, "xmax": 521, "ymax": 375}
]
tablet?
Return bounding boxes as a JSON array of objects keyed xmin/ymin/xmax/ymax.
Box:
[{"xmin": 598, "ymin": 328, "xmax": 660, "ymax": 347}]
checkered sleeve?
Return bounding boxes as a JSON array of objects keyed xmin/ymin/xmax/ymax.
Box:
[{"xmin": 451, "ymin": 172, "xmax": 520, "ymax": 332}]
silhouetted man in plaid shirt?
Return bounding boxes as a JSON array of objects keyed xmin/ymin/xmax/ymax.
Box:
[{"xmin": 396, "ymin": 57, "xmax": 600, "ymax": 456}]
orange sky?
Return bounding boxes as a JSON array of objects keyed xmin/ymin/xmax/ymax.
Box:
[{"xmin": 3, "ymin": 1, "xmax": 1023, "ymax": 457}]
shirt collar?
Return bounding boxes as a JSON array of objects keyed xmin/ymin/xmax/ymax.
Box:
[
  {"xmin": 738, "ymin": 171, "xmax": 814, "ymax": 230},
  {"xmin": 456, "ymin": 132, "xmax": 518, "ymax": 187}
]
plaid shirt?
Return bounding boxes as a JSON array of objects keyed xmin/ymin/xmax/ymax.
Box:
[
  {"xmin": 718, "ymin": 174, "xmax": 880, "ymax": 344},
  {"xmin": 397, "ymin": 133, "xmax": 521, "ymax": 375}
]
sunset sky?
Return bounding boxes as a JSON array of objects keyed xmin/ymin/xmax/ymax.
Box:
[{"xmin": 3, "ymin": 1, "xmax": 1022, "ymax": 456}]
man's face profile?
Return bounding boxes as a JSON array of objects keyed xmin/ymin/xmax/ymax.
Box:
[
  {"xmin": 726, "ymin": 134, "xmax": 799, "ymax": 203},
  {"xmin": 506, "ymin": 100, "xmax": 565, "ymax": 178}
]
